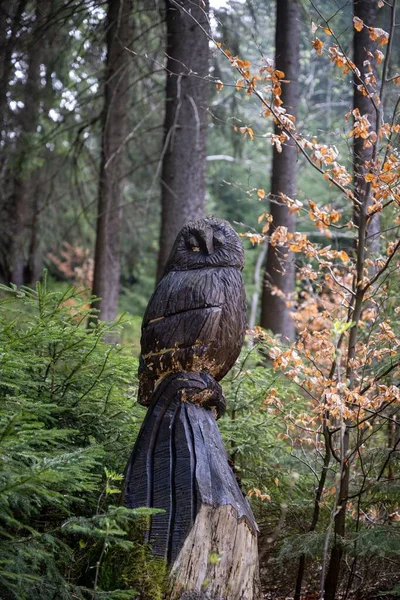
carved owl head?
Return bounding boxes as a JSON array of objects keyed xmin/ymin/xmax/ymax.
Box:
[{"xmin": 163, "ymin": 217, "xmax": 245, "ymax": 273}]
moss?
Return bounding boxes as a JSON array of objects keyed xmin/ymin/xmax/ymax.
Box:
[{"xmin": 99, "ymin": 520, "xmax": 168, "ymax": 600}]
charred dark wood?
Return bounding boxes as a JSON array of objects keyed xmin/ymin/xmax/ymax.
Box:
[
  {"xmin": 125, "ymin": 218, "xmax": 260, "ymax": 598},
  {"xmin": 138, "ymin": 218, "xmax": 246, "ymax": 407},
  {"xmin": 125, "ymin": 372, "xmax": 257, "ymax": 563}
]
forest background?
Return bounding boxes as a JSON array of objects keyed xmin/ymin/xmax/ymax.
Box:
[{"xmin": 1, "ymin": 0, "xmax": 400, "ymax": 599}]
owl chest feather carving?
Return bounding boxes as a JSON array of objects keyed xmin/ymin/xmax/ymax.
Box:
[{"xmin": 138, "ymin": 218, "xmax": 246, "ymax": 406}]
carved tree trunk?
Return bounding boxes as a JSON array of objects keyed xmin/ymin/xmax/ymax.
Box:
[
  {"xmin": 260, "ymin": 0, "xmax": 300, "ymax": 342},
  {"xmin": 91, "ymin": 0, "xmax": 132, "ymax": 321},
  {"xmin": 156, "ymin": 0, "xmax": 210, "ymax": 281},
  {"xmin": 125, "ymin": 373, "xmax": 260, "ymax": 600},
  {"xmin": 126, "ymin": 219, "xmax": 260, "ymax": 598}
]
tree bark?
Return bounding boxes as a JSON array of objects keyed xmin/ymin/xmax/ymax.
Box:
[
  {"xmin": 294, "ymin": 426, "xmax": 331, "ymax": 600},
  {"xmin": 156, "ymin": 0, "xmax": 210, "ymax": 281},
  {"xmin": 324, "ymin": 433, "xmax": 350, "ymax": 600},
  {"xmin": 5, "ymin": 0, "xmax": 44, "ymax": 286},
  {"xmin": 260, "ymin": 0, "xmax": 300, "ymax": 342},
  {"xmin": 0, "ymin": 0, "xmax": 27, "ymax": 143},
  {"xmin": 324, "ymin": 4, "xmax": 380, "ymax": 596},
  {"xmin": 91, "ymin": 0, "xmax": 132, "ymax": 321},
  {"xmin": 353, "ymin": 0, "xmax": 378, "ymax": 253}
]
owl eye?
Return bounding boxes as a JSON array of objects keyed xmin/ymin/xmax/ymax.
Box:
[
  {"xmin": 187, "ymin": 234, "xmax": 200, "ymax": 252},
  {"xmin": 213, "ymin": 232, "xmax": 225, "ymax": 247}
]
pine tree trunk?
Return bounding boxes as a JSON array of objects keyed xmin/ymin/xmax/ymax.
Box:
[
  {"xmin": 6, "ymin": 0, "xmax": 44, "ymax": 286},
  {"xmin": 260, "ymin": 0, "xmax": 299, "ymax": 342},
  {"xmin": 91, "ymin": 0, "xmax": 132, "ymax": 321},
  {"xmin": 25, "ymin": 187, "xmax": 41, "ymax": 285},
  {"xmin": 0, "ymin": 0, "xmax": 26, "ymax": 142},
  {"xmin": 156, "ymin": 0, "xmax": 210, "ymax": 281}
]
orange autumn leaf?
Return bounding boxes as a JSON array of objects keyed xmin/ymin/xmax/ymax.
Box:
[
  {"xmin": 353, "ymin": 16, "xmax": 364, "ymax": 31},
  {"xmin": 350, "ymin": 108, "xmax": 373, "ymax": 139},
  {"xmin": 262, "ymin": 222, "xmax": 271, "ymax": 234},
  {"xmin": 368, "ymin": 26, "xmax": 389, "ymax": 45},
  {"xmin": 328, "ymin": 45, "xmax": 355, "ymax": 74},
  {"xmin": 236, "ymin": 58, "xmax": 251, "ymax": 69},
  {"xmin": 248, "ymin": 488, "xmax": 271, "ymax": 502},
  {"xmin": 239, "ymin": 232, "xmax": 264, "ymax": 245},
  {"xmin": 257, "ymin": 189, "xmax": 266, "ymax": 199},
  {"xmin": 258, "ymin": 212, "xmax": 266, "ymax": 223},
  {"xmin": 312, "ymin": 37, "xmax": 324, "ymax": 55},
  {"xmin": 239, "ymin": 126, "xmax": 254, "ymax": 140}
]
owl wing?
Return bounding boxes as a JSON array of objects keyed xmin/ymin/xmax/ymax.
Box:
[
  {"xmin": 138, "ymin": 268, "xmax": 226, "ymax": 405},
  {"xmin": 212, "ymin": 267, "xmax": 247, "ymax": 380}
]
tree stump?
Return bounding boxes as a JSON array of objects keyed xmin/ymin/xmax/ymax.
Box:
[
  {"xmin": 169, "ymin": 504, "xmax": 260, "ymax": 599},
  {"xmin": 125, "ymin": 373, "xmax": 260, "ymax": 599}
]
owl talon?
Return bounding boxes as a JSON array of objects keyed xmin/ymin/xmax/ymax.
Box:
[{"xmin": 181, "ymin": 372, "xmax": 226, "ymax": 419}]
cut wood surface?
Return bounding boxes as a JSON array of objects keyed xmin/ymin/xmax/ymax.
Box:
[{"xmin": 170, "ymin": 504, "xmax": 260, "ymax": 600}]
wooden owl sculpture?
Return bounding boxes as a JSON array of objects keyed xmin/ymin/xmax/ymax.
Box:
[
  {"xmin": 125, "ymin": 218, "xmax": 259, "ymax": 598},
  {"xmin": 138, "ymin": 216, "xmax": 247, "ymax": 414}
]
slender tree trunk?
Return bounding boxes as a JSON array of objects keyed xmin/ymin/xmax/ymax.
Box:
[
  {"xmin": 294, "ymin": 427, "xmax": 331, "ymax": 600},
  {"xmin": 91, "ymin": 0, "xmax": 132, "ymax": 321},
  {"xmin": 324, "ymin": 433, "xmax": 350, "ymax": 600},
  {"xmin": 353, "ymin": 0, "xmax": 378, "ymax": 253},
  {"xmin": 388, "ymin": 415, "xmax": 396, "ymax": 481},
  {"xmin": 156, "ymin": 0, "xmax": 210, "ymax": 280},
  {"xmin": 324, "ymin": 4, "xmax": 380, "ymax": 595},
  {"xmin": 248, "ymin": 242, "xmax": 267, "ymax": 337},
  {"xmin": 260, "ymin": 0, "xmax": 299, "ymax": 342}
]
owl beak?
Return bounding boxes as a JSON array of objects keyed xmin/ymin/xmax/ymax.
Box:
[{"xmin": 204, "ymin": 227, "xmax": 215, "ymax": 255}]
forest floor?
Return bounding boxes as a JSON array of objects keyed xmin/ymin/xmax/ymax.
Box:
[{"xmin": 259, "ymin": 555, "xmax": 400, "ymax": 599}]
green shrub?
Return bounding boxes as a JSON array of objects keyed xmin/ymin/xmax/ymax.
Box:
[{"xmin": 0, "ymin": 278, "xmax": 166, "ymax": 599}]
